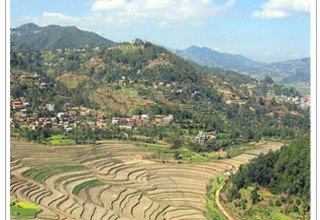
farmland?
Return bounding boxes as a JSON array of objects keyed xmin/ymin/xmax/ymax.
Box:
[{"xmin": 11, "ymin": 139, "xmax": 282, "ymax": 219}]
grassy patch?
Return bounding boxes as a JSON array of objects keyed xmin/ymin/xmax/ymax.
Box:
[
  {"xmin": 206, "ymin": 175, "xmax": 226, "ymax": 220},
  {"xmin": 72, "ymin": 179, "xmax": 104, "ymax": 195},
  {"xmin": 10, "ymin": 200, "xmax": 40, "ymax": 219},
  {"xmin": 136, "ymin": 143, "xmax": 168, "ymax": 152},
  {"xmin": 284, "ymin": 83, "xmax": 310, "ymax": 95},
  {"xmin": 138, "ymin": 142, "xmax": 208, "ymax": 163},
  {"xmin": 206, "ymin": 199, "xmax": 226, "ymax": 220},
  {"xmin": 22, "ymin": 165, "xmax": 85, "ymax": 183},
  {"xmin": 56, "ymin": 73, "xmax": 88, "ymax": 89},
  {"xmin": 47, "ymin": 134, "xmax": 76, "ymax": 145}
]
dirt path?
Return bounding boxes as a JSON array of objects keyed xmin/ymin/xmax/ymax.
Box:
[{"xmin": 215, "ymin": 185, "xmax": 235, "ymax": 220}]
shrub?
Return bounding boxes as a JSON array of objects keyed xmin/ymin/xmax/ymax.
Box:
[{"xmin": 275, "ymin": 199, "xmax": 282, "ymax": 207}]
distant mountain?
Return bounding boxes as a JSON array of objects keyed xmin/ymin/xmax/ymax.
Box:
[
  {"xmin": 175, "ymin": 46, "xmax": 262, "ymax": 72},
  {"xmin": 11, "ymin": 23, "xmax": 116, "ymax": 51},
  {"xmin": 175, "ymin": 46, "xmax": 310, "ymax": 84},
  {"xmin": 261, "ymin": 58, "xmax": 310, "ymax": 84}
]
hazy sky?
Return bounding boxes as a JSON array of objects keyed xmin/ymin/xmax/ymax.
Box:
[{"xmin": 11, "ymin": 0, "xmax": 310, "ymax": 62}]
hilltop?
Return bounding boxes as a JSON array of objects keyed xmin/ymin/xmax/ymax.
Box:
[{"xmin": 11, "ymin": 23, "xmax": 116, "ymax": 51}]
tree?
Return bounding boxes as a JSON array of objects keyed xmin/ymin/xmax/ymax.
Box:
[
  {"xmin": 262, "ymin": 76, "xmax": 274, "ymax": 85},
  {"xmin": 250, "ymin": 187, "xmax": 261, "ymax": 205}
]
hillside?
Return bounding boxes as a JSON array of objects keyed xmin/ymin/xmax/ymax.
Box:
[
  {"xmin": 221, "ymin": 136, "xmax": 310, "ymax": 219},
  {"xmin": 11, "ymin": 39, "xmax": 310, "ymax": 151},
  {"xmin": 11, "ymin": 23, "xmax": 116, "ymax": 51},
  {"xmin": 176, "ymin": 46, "xmax": 310, "ymax": 85}
]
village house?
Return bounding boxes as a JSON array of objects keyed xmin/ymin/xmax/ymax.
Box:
[
  {"xmin": 33, "ymin": 73, "xmax": 40, "ymax": 79},
  {"xmin": 43, "ymin": 118, "xmax": 52, "ymax": 129},
  {"xmin": 11, "ymin": 100, "xmax": 24, "ymax": 109},
  {"xmin": 68, "ymin": 110, "xmax": 78, "ymax": 117},
  {"xmin": 74, "ymin": 121, "xmax": 82, "ymax": 128},
  {"xmin": 40, "ymin": 82, "xmax": 47, "ymax": 89},
  {"xmin": 218, "ymin": 150, "xmax": 227, "ymax": 158},
  {"xmin": 224, "ymin": 171, "xmax": 232, "ymax": 180},
  {"xmin": 132, "ymin": 115, "xmax": 143, "ymax": 124},
  {"xmin": 20, "ymin": 75, "xmax": 30, "ymax": 80},
  {"xmin": 26, "ymin": 117, "xmax": 35, "ymax": 123},
  {"xmin": 163, "ymin": 114, "xmax": 174, "ymax": 125},
  {"xmin": 193, "ymin": 131, "xmax": 207, "ymax": 144},
  {"xmin": 119, "ymin": 125, "xmax": 133, "ymax": 130},
  {"xmin": 97, "ymin": 114, "xmax": 106, "ymax": 121},
  {"xmin": 80, "ymin": 110, "xmax": 91, "ymax": 117},
  {"xmin": 46, "ymin": 104, "xmax": 55, "ymax": 111},
  {"xmin": 66, "ymin": 127, "xmax": 73, "ymax": 133},
  {"xmin": 141, "ymin": 114, "xmax": 149, "ymax": 122},
  {"xmin": 57, "ymin": 112, "xmax": 69, "ymax": 121},
  {"xmin": 111, "ymin": 117, "xmax": 128, "ymax": 125}
]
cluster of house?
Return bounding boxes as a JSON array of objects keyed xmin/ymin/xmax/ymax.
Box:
[
  {"xmin": 19, "ymin": 73, "xmax": 48, "ymax": 89},
  {"xmin": 111, "ymin": 114, "xmax": 174, "ymax": 130},
  {"xmin": 117, "ymin": 76, "xmax": 188, "ymax": 94},
  {"xmin": 193, "ymin": 131, "xmax": 217, "ymax": 144},
  {"xmin": 278, "ymin": 95, "xmax": 311, "ymax": 109},
  {"xmin": 11, "ymin": 98, "xmax": 174, "ymax": 133}
]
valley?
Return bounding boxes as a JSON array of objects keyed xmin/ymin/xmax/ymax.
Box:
[{"xmin": 10, "ymin": 23, "xmax": 310, "ymax": 220}]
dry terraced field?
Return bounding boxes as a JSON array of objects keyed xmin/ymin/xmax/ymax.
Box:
[{"xmin": 11, "ymin": 139, "xmax": 282, "ymax": 220}]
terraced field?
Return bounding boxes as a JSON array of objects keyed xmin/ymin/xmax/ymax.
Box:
[{"xmin": 11, "ymin": 139, "xmax": 282, "ymax": 220}]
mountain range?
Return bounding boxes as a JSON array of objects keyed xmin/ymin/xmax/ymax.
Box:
[
  {"xmin": 175, "ymin": 46, "xmax": 310, "ymax": 84},
  {"xmin": 11, "ymin": 23, "xmax": 310, "ymax": 85}
]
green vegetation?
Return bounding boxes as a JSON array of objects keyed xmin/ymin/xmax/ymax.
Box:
[
  {"xmin": 22, "ymin": 165, "xmax": 85, "ymax": 183},
  {"xmin": 11, "ymin": 23, "xmax": 115, "ymax": 51},
  {"xmin": 10, "ymin": 37, "xmax": 309, "ymax": 157},
  {"xmin": 10, "ymin": 200, "xmax": 40, "ymax": 219},
  {"xmin": 284, "ymin": 83, "xmax": 310, "ymax": 95},
  {"xmin": 48, "ymin": 134, "xmax": 76, "ymax": 145},
  {"xmin": 206, "ymin": 175, "xmax": 226, "ymax": 220},
  {"xmin": 138, "ymin": 143, "xmax": 207, "ymax": 162},
  {"xmin": 221, "ymin": 136, "xmax": 310, "ymax": 219},
  {"xmin": 72, "ymin": 179, "xmax": 104, "ymax": 195}
]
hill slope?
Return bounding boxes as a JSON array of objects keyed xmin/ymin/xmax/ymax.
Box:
[
  {"xmin": 11, "ymin": 23, "xmax": 116, "ymax": 50},
  {"xmin": 11, "ymin": 40, "xmax": 310, "ymax": 149},
  {"xmin": 221, "ymin": 136, "xmax": 310, "ymax": 219}
]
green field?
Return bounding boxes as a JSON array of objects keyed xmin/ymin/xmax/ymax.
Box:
[
  {"xmin": 22, "ymin": 165, "xmax": 85, "ymax": 183},
  {"xmin": 10, "ymin": 200, "xmax": 40, "ymax": 219},
  {"xmin": 47, "ymin": 134, "xmax": 76, "ymax": 145},
  {"xmin": 137, "ymin": 143, "xmax": 208, "ymax": 163},
  {"xmin": 72, "ymin": 179, "xmax": 104, "ymax": 195},
  {"xmin": 285, "ymin": 83, "xmax": 310, "ymax": 95}
]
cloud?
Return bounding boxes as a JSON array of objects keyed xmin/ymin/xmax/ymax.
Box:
[
  {"xmin": 90, "ymin": 0, "xmax": 236, "ymax": 27},
  {"xmin": 252, "ymin": 0, "xmax": 310, "ymax": 19},
  {"xmin": 92, "ymin": 0, "xmax": 126, "ymax": 11},
  {"xmin": 16, "ymin": 0, "xmax": 236, "ymax": 30},
  {"xmin": 42, "ymin": 12, "xmax": 81, "ymax": 23}
]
